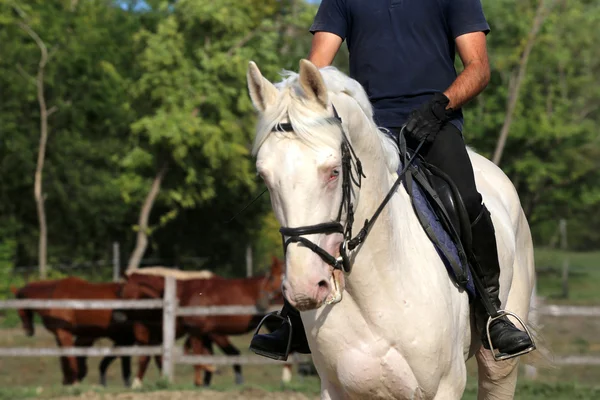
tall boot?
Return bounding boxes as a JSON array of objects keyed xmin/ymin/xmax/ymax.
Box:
[
  {"xmin": 471, "ymin": 204, "xmax": 534, "ymax": 357},
  {"xmin": 249, "ymin": 299, "xmax": 311, "ymax": 361}
]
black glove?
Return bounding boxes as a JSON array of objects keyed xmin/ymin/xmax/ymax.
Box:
[{"xmin": 404, "ymin": 93, "xmax": 454, "ymax": 144}]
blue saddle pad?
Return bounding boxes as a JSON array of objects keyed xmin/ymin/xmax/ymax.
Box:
[{"xmin": 398, "ymin": 163, "xmax": 476, "ymax": 297}]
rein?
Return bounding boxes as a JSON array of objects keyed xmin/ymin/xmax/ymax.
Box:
[{"xmin": 276, "ymin": 107, "xmax": 424, "ymax": 273}]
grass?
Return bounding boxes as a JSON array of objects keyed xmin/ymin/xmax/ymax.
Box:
[
  {"xmin": 534, "ymin": 248, "xmax": 600, "ymax": 304},
  {"xmin": 1, "ymin": 327, "xmax": 600, "ymax": 399}
]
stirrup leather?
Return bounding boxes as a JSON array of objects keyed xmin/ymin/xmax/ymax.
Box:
[
  {"xmin": 250, "ymin": 311, "xmax": 292, "ymax": 361},
  {"xmin": 485, "ymin": 310, "xmax": 536, "ymax": 361}
]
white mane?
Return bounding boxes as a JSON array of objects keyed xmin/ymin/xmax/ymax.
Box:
[{"xmin": 252, "ymin": 67, "xmax": 399, "ymax": 174}]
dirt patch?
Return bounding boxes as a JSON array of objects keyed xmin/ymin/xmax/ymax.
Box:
[{"xmin": 52, "ymin": 388, "xmax": 319, "ymax": 400}]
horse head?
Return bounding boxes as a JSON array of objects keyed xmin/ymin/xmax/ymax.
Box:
[
  {"xmin": 248, "ymin": 60, "xmax": 398, "ymax": 311},
  {"xmin": 11, "ymin": 286, "xmax": 35, "ymax": 336}
]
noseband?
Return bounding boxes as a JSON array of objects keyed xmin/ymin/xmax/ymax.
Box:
[{"xmin": 275, "ymin": 106, "xmax": 423, "ymax": 274}]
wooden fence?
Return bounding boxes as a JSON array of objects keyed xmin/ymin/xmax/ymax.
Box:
[
  {"xmin": 534, "ymin": 302, "xmax": 600, "ymax": 366},
  {"xmin": 0, "ymin": 276, "xmax": 311, "ymax": 382},
  {"xmin": 1, "ymin": 278, "xmax": 598, "ymax": 382}
]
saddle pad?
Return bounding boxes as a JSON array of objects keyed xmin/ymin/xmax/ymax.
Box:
[{"xmin": 398, "ymin": 163, "xmax": 476, "ymax": 297}]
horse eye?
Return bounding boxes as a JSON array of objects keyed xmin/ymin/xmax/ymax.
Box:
[{"xmin": 331, "ymin": 169, "xmax": 340, "ymax": 177}]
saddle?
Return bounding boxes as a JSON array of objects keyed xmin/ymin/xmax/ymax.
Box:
[{"xmin": 396, "ymin": 133, "xmax": 475, "ymax": 296}]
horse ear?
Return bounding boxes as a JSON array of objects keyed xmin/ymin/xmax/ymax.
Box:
[
  {"xmin": 247, "ymin": 61, "xmax": 279, "ymax": 112},
  {"xmin": 298, "ymin": 59, "xmax": 328, "ymax": 109}
]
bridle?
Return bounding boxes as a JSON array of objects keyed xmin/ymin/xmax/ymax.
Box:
[{"xmin": 276, "ymin": 106, "xmax": 424, "ymax": 274}]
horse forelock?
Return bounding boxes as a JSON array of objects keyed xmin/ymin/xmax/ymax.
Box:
[{"xmin": 252, "ymin": 67, "xmax": 399, "ymax": 174}]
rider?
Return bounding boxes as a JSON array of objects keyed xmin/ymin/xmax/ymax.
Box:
[{"xmin": 250, "ymin": 0, "xmax": 534, "ymax": 361}]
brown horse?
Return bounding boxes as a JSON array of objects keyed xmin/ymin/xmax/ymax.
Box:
[
  {"xmin": 121, "ymin": 256, "xmax": 285, "ymax": 387},
  {"xmin": 12, "ymin": 278, "xmax": 136, "ymax": 386},
  {"xmin": 118, "ymin": 268, "xmax": 238, "ymax": 387}
]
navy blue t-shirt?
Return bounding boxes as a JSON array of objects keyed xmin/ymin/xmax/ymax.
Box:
[{"xmin": 310, "ymin": 0, "xmax": 490, "ymax": 131}]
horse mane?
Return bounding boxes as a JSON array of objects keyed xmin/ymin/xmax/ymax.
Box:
[
  {"xmin": 252, "ymin": 66, "xmax": 399, "ymax": 174},
  {"xmin": 127, "ymin": 266, "xmax": 215, "ymax": 280}
]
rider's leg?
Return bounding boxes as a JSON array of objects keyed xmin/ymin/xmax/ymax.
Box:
[
  {"xmin": 249, "ymin": 298, "xmax": 310, "ymax": 360},
  {"xmin": 414, "ymin": 123, "xmax": 533, "ymax": 356}
]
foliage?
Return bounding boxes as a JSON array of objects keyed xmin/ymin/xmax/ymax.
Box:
[
  {"xmin": 0, "ymin": 0, "xmax": 598, "ymax": 279},
  {"xmin": 467, "ymin": 0, "xmax": 600, "ymax": 246}
]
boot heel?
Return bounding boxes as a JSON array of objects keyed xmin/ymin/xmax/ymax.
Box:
[{"xmin": 485, "ymin": 310, "xmax": 536, "ymax": 361}]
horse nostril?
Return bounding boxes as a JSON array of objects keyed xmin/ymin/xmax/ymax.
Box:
[{"xmin": 318, "ymin": 280, "xmax": 329, "ymax": 289}]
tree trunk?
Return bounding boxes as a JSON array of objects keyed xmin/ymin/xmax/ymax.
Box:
[
  {"xmin": 492, "ymin": 0, "xmax": 553, "ymax": 166},
  {"xmin": 126, "ymin": 162, "xmax": 169, "ymax": 273},
  {"xmin": 19, "ymin": 21, "xmax": 55, "ymax": 279}
]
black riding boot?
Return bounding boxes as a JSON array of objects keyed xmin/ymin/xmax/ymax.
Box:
[
  {"xmin": 471, "ymin": 204, "xmax": 534, "ymax": 358},
  {"xmin": 249, "ymin": 299, "xmax": 311, "ymax": 361}
]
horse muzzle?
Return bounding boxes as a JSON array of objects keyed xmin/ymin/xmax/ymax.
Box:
[{"xmin": 282, "ymin": 262, "xmax": 345, "ymax": 311}]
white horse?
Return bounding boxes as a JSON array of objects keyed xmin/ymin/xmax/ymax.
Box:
[{"xmin": 247, "ymin": 59, "xmax": 536, "ymax": 399}]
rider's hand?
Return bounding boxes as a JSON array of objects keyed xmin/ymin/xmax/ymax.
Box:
[{"xmin": 404, "ymin": 93, "xmax": 453, "ymax": 144}]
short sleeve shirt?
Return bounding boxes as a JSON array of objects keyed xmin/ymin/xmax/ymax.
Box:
[{"xmin": 310, "ymin": 0, "xmax": 490, "ymax": 131}]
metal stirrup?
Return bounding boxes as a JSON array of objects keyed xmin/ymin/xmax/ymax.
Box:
[{"xmin": 485, "ymin": 310, "xmax": 536, "ymax": 361}]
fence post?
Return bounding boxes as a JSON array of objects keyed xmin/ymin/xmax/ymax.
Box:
[
  {"xmin": 560, "ymin": 219, "xmax": 569, "ymax": 299},
  {"xmin": 246, "ymin": 244, "xmax": 253, "ymax": 277},
  {"xmin": 112, "ymin": 242, "xmax": 120, "ymax": 282},
  {"xmin": 162, "ymin": 276, "xmax": 177, "ymax": 383}
]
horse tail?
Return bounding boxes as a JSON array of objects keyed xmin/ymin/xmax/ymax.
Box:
[{"xmin": 521, "ymin": 284, "xmax": 554, "ymax": 374}]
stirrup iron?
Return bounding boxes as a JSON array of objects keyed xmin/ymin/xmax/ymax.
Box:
[
  {"xmin": 485, "ymin": 310, "xmax": 536, "ymax": 361},
  {"xmin": 251, "ymin": 311, "xmax": 293, "ymax": 361}
]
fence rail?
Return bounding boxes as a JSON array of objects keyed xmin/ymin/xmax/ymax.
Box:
[
  {"xmin": 556, "ymin": 355, "xmax": 600, "ymax": 365},
  {"xmin": 177, "ymin": 354, "xmax": 313, "ymax": 366},
  {"xmin": 2, "ymin": 284, "xmax": 599, "ymax": 382},
  {"xmin": 177, "ymin": 304, "xmax": 281, "ymax": 316},
  {"xmin": 0, "ymin": 276, "xmax": 297, "ymax": 383},
  {"xmin": 540, "ymin": 304, "xmax": 600, "ymax": 317},
  {"xmin": 0, "ymin": 346, "xmax": 162, "ymax": 357},
  {"xmin": 0, "ymin": 299, "xmax": 164, "ymax": 309}
]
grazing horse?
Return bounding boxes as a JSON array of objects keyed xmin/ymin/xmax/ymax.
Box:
[
  {"xmin": 121, "ymin": 257, "xmax": 285, "ymax": 387},
  {"xmin": 246, "ymin": 60, "xmax": 537, "ymax": 399},
  {"xmin": 12, "ymin": 278, "xmax": 135, "ymax": 386}
]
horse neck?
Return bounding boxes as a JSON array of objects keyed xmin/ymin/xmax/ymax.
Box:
[
  {"xmin": 16, "ymin": 283, "xmax": 54, "ymax": 323},
  {"xmin": 18, "ymin": 281, "xmax": 57, "ymax": 299},
  {"xmin": 343, "ymin": 109, "xmax": 448, "ymax": 306}
]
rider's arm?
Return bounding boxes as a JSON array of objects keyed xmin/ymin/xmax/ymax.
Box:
[
  {"xmin": 308, "ymin": 31, "xmax": 343, "ymax": 68},
  {"xmin": 443, "ymin": 31, "xmax": 490, "ymax": 110},
  {"xmin": 443, "ymin": 0, "xmax": 491, "ymax": 110},
  {"xmin": 307, "ymin": 0, "xmax": 347, "ymax": 68}
]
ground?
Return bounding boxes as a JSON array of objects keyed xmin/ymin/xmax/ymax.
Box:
[
  {"xmin": 1, "ymin": 248, "xmax": 599, "ymax": 399},
  {"xmin": 46, "ymin": 388, "xmax": 319, "ymax": 400}
]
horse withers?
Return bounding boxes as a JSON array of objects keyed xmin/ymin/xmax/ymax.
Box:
[
  {"xmin": 247, "ymin": 60, "xmax": 539, "ymax": 399},
  {"xmin": 11, "ymin": 278, "xmax": 135, "ymax": 386}
]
